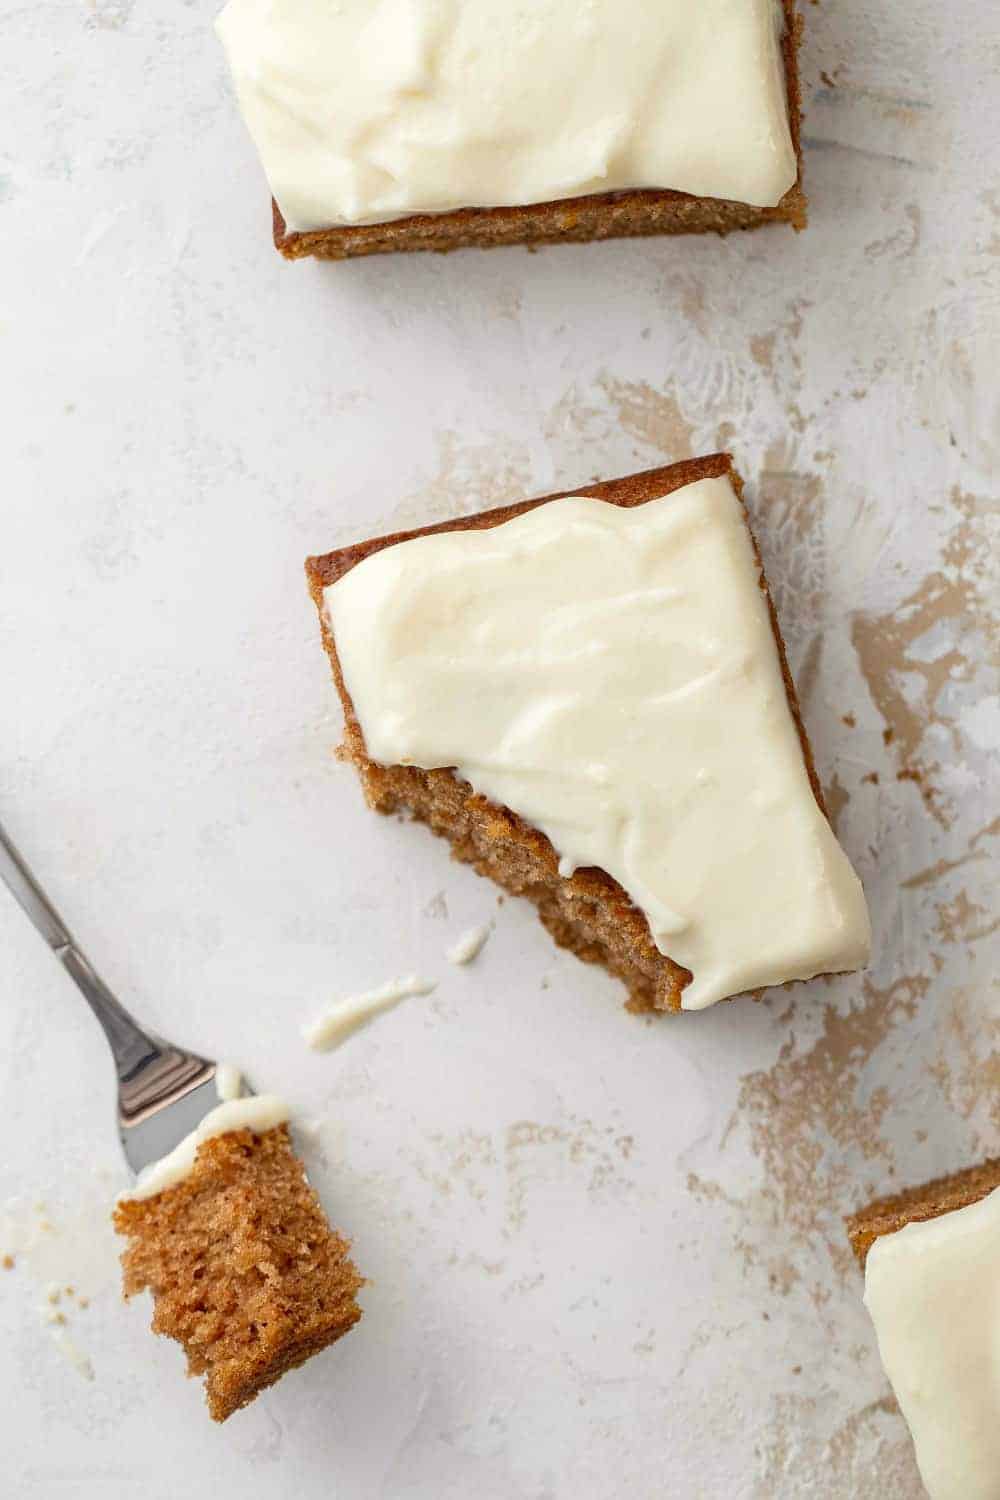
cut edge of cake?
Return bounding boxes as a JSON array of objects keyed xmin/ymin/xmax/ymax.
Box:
[
  {"xmin": 273, "ymin": 2, "xmax": 805, "ymax": 261},
  {"xmin": 305, "ymin": 454, "xmax": 831, "ymax": 1015}
]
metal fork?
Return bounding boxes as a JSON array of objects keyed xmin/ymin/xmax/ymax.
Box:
[{"xmin": 0, "ymin": 818, "xmax": 240, "ymax": 1176}]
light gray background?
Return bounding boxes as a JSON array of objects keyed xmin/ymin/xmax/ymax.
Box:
[{"xmin": 2, "ymin": 1, "xmax": 998, "ymax": 1495}]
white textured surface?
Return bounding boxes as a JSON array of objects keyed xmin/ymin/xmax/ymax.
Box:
[{"xmin": 0, "ymin": 1, "xmax": 997, "ymax": 1496}]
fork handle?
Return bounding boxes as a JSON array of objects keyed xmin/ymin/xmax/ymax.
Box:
[{"xmin": 0, "ymin": 819, "xmax": 161, "ymax": 1079}]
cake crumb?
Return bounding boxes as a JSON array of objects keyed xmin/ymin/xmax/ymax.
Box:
[
  {"xmin": 45, "ymin": 1283, "xmax": 62, "ymax": 1306},
  {"xmin": 446, "ymin": 924, "xmax": 492, "ymax": 966},
  {"xmin": 2, "ymin": 1254, "xmax": 14, "ymax": 1270},
  {"xmin": 303, "ymin": 976, "xmax": 436, "ymax": 1052}
]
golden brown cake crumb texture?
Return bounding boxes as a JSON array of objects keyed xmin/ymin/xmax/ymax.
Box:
[
  {"xmin": 113, "ymin": 1125, "xmax": 363, "ymax": 1421},
  {"xmin": 306, "ymin": 455, "xmax": 828, "ymax": 1016},
  {"xmin": 273, "ymin": 4, "xmax": 805, "ymax": 261},
  {"xmin": 846, "ymin": 1157, "xmax": 1000, "ymax": 1270}
]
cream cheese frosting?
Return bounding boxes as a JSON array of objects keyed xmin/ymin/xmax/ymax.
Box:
[
  {"xmin": 215, "ymin": 0, "xmax": 798, "ymax": 232},
  {"xmin": 864, "ymin": 1188, "xmax": 1000, "ymax": 1500},
  {"xmin": 324, "ymin": 476, "xmax": 870, "ymax": 1010},
  {"xmin": 214, "ymin": 1061, "xmax": 243, "ymax": 1102},
  {"xmin": 446, "ymin": 925, "xmax": 492, "ymax": 967},
  {"xmin": 122, "ymin": 1095, "xmax": 290, "ymax": 1202},
  {"xmin": 302, "ymin": 975, "xmax": 436, "ymax": 1051}
]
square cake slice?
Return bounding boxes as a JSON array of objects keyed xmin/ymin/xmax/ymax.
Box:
[
  {"xmin": 846, "ymin": 1161, "xmax": 1000, "ymax": 1500},
  {"xmin": 216, "ymin": 0, "xmax": 806, "ymax": 262},
  {"xmin": 306, "ymin": 455, "xmax": 870, "ymax": 1014},
  {"xmin": 114, "ymin": 1115, "xmax": 363, "ymax": 1421}
]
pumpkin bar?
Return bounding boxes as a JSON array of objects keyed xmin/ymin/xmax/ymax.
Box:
[
  {"xmin": 216, "ymin": 0, "xmax": 807, "ymax": 262},
  {"xmin": 306, "ymin": 456, "xmax": 869, "ymax": 1013}
]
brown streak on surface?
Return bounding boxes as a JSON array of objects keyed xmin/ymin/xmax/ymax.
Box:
[
  {"xmin": 709, "ymin": 977, "xmax": 925, "ymax": 1258},
  {"xmin": 598, "ymin": 376, "xmax": 695, "ymax": 459},
  {"xmin": 901, "ymin": 816, "xmax": 1000, "ymax": 889}
]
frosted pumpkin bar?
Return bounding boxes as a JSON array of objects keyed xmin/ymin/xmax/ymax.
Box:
[
  {"xmin": 847, "ymin": 1160, "xmax": 1000, "ymax": 1500},
  {"xmin": 305, "ymin": 456, "xmax": 870, "ymax": 1013},
  {"xmin": 215, "ymin": 0, "xmax": 807, "ymax": 261},
  {"xmin": 113, "ymin": 1096, "xmax": 362, "ymax": 1421}
]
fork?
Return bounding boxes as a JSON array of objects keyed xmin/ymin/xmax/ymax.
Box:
[{"xmin": 0, "ymin": 817, "xmax": 240, "ymax": 1176}]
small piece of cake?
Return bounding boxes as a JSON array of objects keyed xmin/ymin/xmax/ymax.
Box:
[
  {"xmin": 114, "ymin": 1100, "xmax": 362, "ymax": 1422},
  {"xmin": 306, "ymin": 456, "xmax": 870, "ymax": 1014},
  {"xmin": 847, "ymin": 1161, "xmax": 1000, "ymax": 1500},
  {"xmin": 216, "ymin": 0, "xmax": 806, "ymax": 262}
]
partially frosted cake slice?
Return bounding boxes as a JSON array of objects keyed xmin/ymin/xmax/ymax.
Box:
[
  {"xmin": 847, "ymin": 1161, "xmax": 1000, "ymax": 1500},
  {"xmin": 306, "ymin": 456, "xmax": 870, "ymax": 1013},
  {"xmin": 113, "ymin": 1097, "xmax": 363, "ymax": 1421}
]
